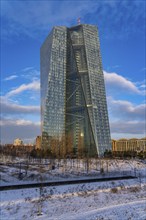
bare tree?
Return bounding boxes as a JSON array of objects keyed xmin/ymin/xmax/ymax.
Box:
[
  {"xmin": 66, "ymin": 133, "xmax": 73, "ymax": 158},
  {"xmin": 77, "ymin": 132, "xmax": 84, "ymax": 159}
]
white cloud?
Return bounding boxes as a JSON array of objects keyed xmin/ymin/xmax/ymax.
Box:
[
  {"xmin": 110, "ymin": 121, "xmax": 145, "ymax": 135},
  {"xmin": 2, "ymin": 67, "xmax": 40, "ymax": 84},
  {"xmin": 20, "ymin": 68, "xmax": 40, "ymax": 80},
  {"xmin": 1, "ymin": 1, "xmax": 98, "ymax": 39},
  {"xmin": 107, "ymin": 96, "xmax": 146, "ymax": 138},
  {"xmin": 140, "ymin": 67, "xmax": 146, "ymax": 72},
  {"xmin": 1, "ymin": 98, "xmax": 40, "ymax": 115},
  {"xmin": 4, "ymin": 75, "xmax": 18, "ymax": 81},
  {"xmin": 5, "ymin": 80, "xmax": 40, "ymax": 98},
  {"xmin": 139, "ymin": 84, "xmax": 146, "ymax": 89},
  {"xmin": 1, "ymin": 1, "xmax": 97, "ymax": 28},
  {"xmin": 104, "ymin": 71, "xmax": 143, "ymax": 95},
  {"xmin": 0, "ymin": 118, "xmax": 40, "ymax": 144},
  {"xmin": 21, "ymin": 67, "xmax": 40, "ymax": 76},
  {"xmin": 107, "ymin": 97, "xmax": 146, "ymax": 121},
  {"xmin": 1, "ymin": 1, "xmax": 144, "ymax": 40},
  {"xmin": 0, "ymin": 118, "xmax": 40, "ymax": 126},
  {"xmin": 22, "ymin": 67, "xmax": 34, "ymax": 72}
]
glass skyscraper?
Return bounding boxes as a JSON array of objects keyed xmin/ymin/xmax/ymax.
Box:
[{"xmin": 41, "ymin": 24, "xmax": 111, "ymax": 157}]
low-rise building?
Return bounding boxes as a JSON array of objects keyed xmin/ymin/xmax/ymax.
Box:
[
  {"xmin": 112, "ymin": 138, "xmax": 146, "ymax": 152},
  {"xmin": 35, "ymin": 136, "xmax": 41, "ymax": 149},
  {"xmin": 13, "ymin": 138, "xmax": 23, "ymax": 146}
]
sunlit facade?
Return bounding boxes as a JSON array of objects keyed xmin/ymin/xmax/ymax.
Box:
[
  {"xmin": 112, "ymin": 138, "xmax": 146, "ymax": 152},
  {"xmin": 13, "ymin": 138, "xmax": 23, "ymax": 146},
  {"xmin": 41, "ymin": 24, "xmax": 111, "ymax": 157}
]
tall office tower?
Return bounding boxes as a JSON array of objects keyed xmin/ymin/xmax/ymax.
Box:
[{"xmin": 41, "ymin": 24, "xmax": 111, "ymax": 157}]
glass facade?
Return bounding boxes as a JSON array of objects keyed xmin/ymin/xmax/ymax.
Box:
[
  {"xmin": 41, "ymin": 24, "xmax": 111, "ymax": 157},
  {"xmin": 41, "ymin": 26, "xmax": 67, "ymax": 149}
]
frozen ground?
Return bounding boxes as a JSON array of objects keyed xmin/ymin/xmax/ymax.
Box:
[{"xmin": 0, "ymin": 158, "xmax": 146, "ymax": 220}]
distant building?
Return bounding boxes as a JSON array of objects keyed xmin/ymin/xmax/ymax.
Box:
[
  {"xmin": 3, "ymin": 144, "xmax": 34, "ymax": 157},
  {"xmin": 35, "ymin": 136, "xmax": 41, "ymax": 149},
  {"xmin": 41, "ymin": 24, "xmax": 111, "ymax": 157},
  {"xmin": 13, "ymin": 138, "xmax": 23, "ymax": 146},
  {"xmin": 112, "ymin": 138, "xmax": 146, "ymax": 152}
]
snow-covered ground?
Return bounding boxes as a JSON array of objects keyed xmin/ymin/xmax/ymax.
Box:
[
  {"xmin": 1, "ymin": 157, "xmax": 145, "ymax": 185},
  {"xmin": 0, "ymin": 158, "xmax": 146, "ymax": 220}
]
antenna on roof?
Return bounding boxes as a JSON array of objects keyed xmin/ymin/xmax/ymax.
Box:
[{"xmin": 77, "ymin": 17, "xmax": 81, "ymax": 25}]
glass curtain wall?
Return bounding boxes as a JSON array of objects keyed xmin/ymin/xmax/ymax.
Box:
[
  {"xmin": 41, "ymin": 26, "xmax": 67, "ymax": 151},
  {"xmin": 66, "ymin": 27, "xmax": 97, "ymax": 157},
  {"xmin": 41, "ymin": 24, "xmax": 111, "ymax": 157}
]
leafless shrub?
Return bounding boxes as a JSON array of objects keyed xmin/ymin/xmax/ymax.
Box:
[
  {"xmin": 25, "ymin": 197, "xmax": 31, "ymax": 201},
  {"xmin": 110, "ymin": 187, "xmax": 118, "ymax": 193},
  {"xmin": 119, "ymin": 183, "xmax": 125, "ymax": 191},
  {"xmin": 128, "ymin": 186, "xmax": 140, "ymax": 193},
  {"xmin": 6, "ymin": 206, "xmax": 11, "ymax": 211},
  {"xmin": 119, "ymin": 186, "xmax": 126, "ymax": 192}
]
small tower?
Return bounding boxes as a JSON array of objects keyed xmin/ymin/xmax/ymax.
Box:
[{"xmin": 77, "ymin": 17, "xmax": 81, "ymax": 25}]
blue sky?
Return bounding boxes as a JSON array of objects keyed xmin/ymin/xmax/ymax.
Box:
[{"xmin": 1, "ymin": 0, "xmax": 145, "ymax": 144}]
